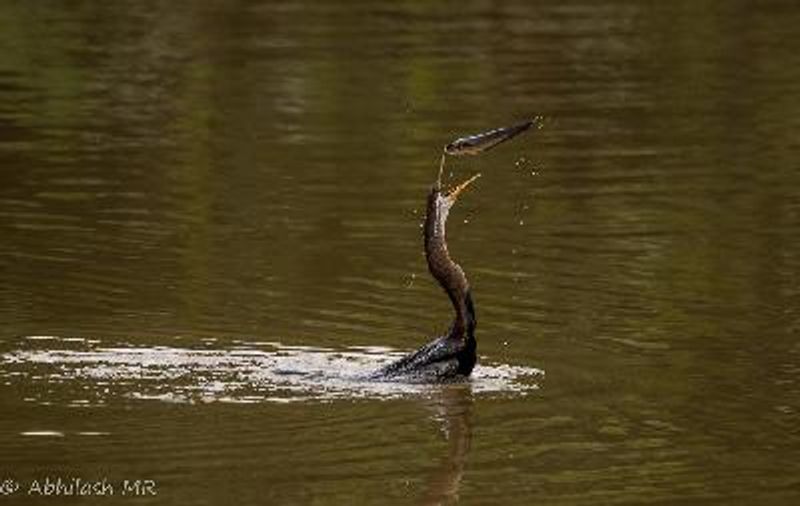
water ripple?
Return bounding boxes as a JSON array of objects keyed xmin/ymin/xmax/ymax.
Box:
[{"xmin": 1, "ymin": 336, "xmax": 543, "ymax": 405}]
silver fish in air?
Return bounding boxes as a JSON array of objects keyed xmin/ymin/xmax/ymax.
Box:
[{"xmin": 444, "ymin": 118, "xmax": 539, "ymax": 156}]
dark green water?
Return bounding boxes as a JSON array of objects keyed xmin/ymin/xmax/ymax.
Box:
[{"xmin": 1, "ymin": 1, "xmax": 799, "ymax": 504}]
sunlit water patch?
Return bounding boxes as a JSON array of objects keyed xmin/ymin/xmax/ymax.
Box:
[{"xmin": 1, "ymin": 336, "xmax": 543, "ymax": 405}]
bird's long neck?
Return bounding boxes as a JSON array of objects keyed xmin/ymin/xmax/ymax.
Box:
[{"xmin": 424, "ymin": 190, "xmax": 477, "ymax": 342}]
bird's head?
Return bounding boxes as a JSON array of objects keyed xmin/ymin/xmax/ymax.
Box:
[
  {"xmin": 435, "ymin": 172, "xmax": 481, "ymax": 205},
  {"xmin": 427, "ymin": 173, "xmax": 481, "ymax": 230}
]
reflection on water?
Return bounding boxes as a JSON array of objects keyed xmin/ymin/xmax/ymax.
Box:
[
  {"xmin": 1, "ymin": 336, "xmax": 541, "ymax": 405},
  {"xmin": 419, "ymin": 386, "xmax": 473, "ymax": 506}
]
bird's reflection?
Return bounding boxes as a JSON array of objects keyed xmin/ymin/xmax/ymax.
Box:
[{"xmin": 419, "ymin": 383, "xmax": 474, "ymax": 506}]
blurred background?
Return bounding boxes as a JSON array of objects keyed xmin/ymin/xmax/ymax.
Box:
[{"xmin": 1, "ymin": 1, "xmax": 798, "ymax": 504}]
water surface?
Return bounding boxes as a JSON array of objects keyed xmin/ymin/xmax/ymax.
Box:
[{"xmin": 1, "ymin": 1, "xmax": 799, "ymax": 504}]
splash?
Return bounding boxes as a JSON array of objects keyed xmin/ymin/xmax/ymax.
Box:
[{"xmin": 1, "ymin": 336, "xmax": 543, "ymax": 405}]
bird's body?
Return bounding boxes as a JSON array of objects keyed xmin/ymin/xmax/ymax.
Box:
[
  {"xmin": 374, "ymin": 119, "xmax": 534, "ymax": 381},
  {"xmin": 376, "ymin": 330, "xmax": 476, "ymax": 381},
  {"xmin": 376, "ymin": 176, "xmax": 480, "ymax": 381}
]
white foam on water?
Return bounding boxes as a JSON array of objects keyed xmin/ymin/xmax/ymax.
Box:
[{"xmin": 2, "ymin": 337, "xmax": 544, "ymax": 405}]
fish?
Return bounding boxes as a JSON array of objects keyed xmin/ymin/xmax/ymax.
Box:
[{"xmin": 444, "ymin": 118, "xmax": 540, "ymax": 156}]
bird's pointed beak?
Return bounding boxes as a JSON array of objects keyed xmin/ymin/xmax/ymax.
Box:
[{"xmin": 444, "ymin": 173, "xmax": 481, "ymax": 202}]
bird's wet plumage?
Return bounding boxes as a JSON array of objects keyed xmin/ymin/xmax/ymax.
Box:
[
  {"xmin": 376, "ymin": 177, "xmax": 479, "ymax": 380},
  {"xmin": 375, "ymin": 119, "xmax": 535, "ymax": 381}
]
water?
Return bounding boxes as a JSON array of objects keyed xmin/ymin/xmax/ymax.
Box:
[
  {"xmin": 2, "ymin": 336, "xmax": 542, "ymax": 404},
  {"xmin": 1, "ymin": 1, "xmax": 799, "ymax": 504}
]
